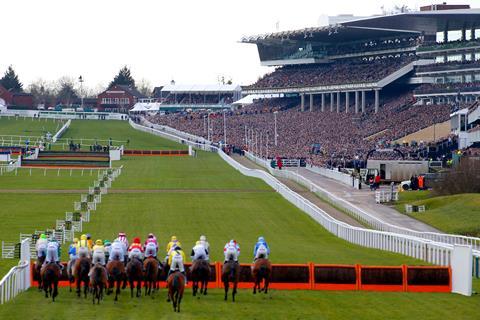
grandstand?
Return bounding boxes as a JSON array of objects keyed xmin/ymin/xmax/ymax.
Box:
[{"xmin": 148, "ymin": 7, "xmax": 480, "ymax": 166}]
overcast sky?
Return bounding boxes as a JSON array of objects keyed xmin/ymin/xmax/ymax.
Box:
[{"xmin": 0, "ymin": 0, "xmax": 475, "ymax": 91}]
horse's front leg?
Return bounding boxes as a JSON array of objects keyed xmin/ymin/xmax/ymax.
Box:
[{"xmin": 224, "ymin": 281, "xmax": 228, "ymax": 301}]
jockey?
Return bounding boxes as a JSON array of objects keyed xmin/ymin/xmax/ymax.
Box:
[
  {"xmin": 77, "ymin": 234, "xmax": 90, "ymax": 258},
  {"xmin": 86, "ymin": 233, "xmax": 93, "ymax": 250},
  {"xmin": 92, "ymin": 239, "xmax": 106, "ymax": 266},
  {"xmin": 68, "ymin": 238, "xmax": 79, "ymax": 260},
  {"xmin": 253, "ymin": 236, "xmax": 270, "ymax": 261},
  {"xmin": 104, "ymin": 240, "xmax": 112, "ymax": 261},
  {"xmin": 191, "ymin": 241, "xmax": 209, "ymax": 262},
  {"xmin": 44, "ymin": 237, "xmax": 63, "ymax": 270},
  {"xmin": 166, "ymin": 236, "xmax": 181, "ymax": 255},
  {"xmin": 199, "ymin": 235, "xmax": 210, "ymax": 252},
  {"xmin": 35, "ymin": 234, "xmax": 48, "ymax": 260},
  {"xmin": 144, "ymin": 233, "xmax": 158, "ymax": 258},
  {"xmin": 223, "ymin": 240, "xmax": 240, "ymax": 263},
  {"xmin": 109, "ymin": 239, "xmax": 125, "ymax": 263},
  {"xmin": 128, "ymin": 237, "xmax": 144, "ymax": 261},
  {"xmin": 168, "ymin": 245, "xmax": 187, "ymax": 284},
  {"xmin": 117, "ymin": 232, "xmax": 129, "ymax": 249}
]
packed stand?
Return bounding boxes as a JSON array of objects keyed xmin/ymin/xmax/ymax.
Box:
[
  {"xmin": 147, "ymin": 91, "xmax": 454, "ymax": 167},
  {"xmin": 248, "ymin": 56, "xmax": 415, "ymax": 90}
]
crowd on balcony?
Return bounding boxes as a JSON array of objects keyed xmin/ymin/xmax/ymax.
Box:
[
  {"xmin": 248, "ymin": 56, "xmax": 415, "ymax": 90},
  {"xmin": 147, "ymin": 91, "xmax": 453, "ymax": 167}
]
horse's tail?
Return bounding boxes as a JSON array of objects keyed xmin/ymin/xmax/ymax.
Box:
[
  {"xmin": 45, "ymin": 268, "xmax": 54, "ymax": 282},
  {"xmin": 172, "ymin": 273, "xmax": 179, "ymax": 291},
  {"xmin": 145, "ymin": 261, "xmax": 153, "ymax": 280}
]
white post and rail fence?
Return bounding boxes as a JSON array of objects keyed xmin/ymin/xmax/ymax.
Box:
[{"xmin": 0, "ymin": 239, "xmax": 31, "ymax": 304}]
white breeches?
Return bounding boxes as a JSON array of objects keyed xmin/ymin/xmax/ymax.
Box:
[
  {"xmin": 170, "ymin": 255, "xmax": 184, "ymax": 273},
  {"xmin": 92, "ymin": 251, "xmax": 106, "ymax": 265},
  {"xmin": 128, "ymin": 249, "xmax": 143, "ymax": 260}
]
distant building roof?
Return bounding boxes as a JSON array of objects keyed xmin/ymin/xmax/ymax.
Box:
[{"xmin": 160, "ymin": 84, "xmax": 241, "ymax": 93}]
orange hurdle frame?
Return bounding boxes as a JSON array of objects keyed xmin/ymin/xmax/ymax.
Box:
[{"xmin": 30, "ymin": 262, "xmax": 452, "ymax": 293}]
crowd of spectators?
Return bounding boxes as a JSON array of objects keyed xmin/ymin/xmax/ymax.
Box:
[
  {"xmin": 147, "ymin": 90, "xmax": 454, "ymax": 167},
  {"xmin": 248, "ymin": 56, "xmax": 415, "ymax": 90}
]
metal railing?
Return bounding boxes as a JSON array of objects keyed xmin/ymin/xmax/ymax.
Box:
[{"xmin": 0, "ymin": 238, "xmax": 31, "ymax": 304}]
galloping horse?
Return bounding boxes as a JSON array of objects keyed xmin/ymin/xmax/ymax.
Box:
[
  {"xmin": 143, "ymin": 257, "xmax": 160, "ymax": 296},
  {"xmin": 190, "ymin": 259, "xmax": 210, "ymax": 297},
  {"xmin": 40, "ymin": 263, "xmax": 60, "ymax": 302},
  {"xmin": 252, "ymin": 258, "xmax": 272, "ymax": 294},
  {"xmin": 167, "ymin": 271, "xmax": 185, "ymax": 312},
  {"xmin": 106, "ymin": 260, "xmax": 126, "ymax": 301},
  {"xmin": 90, "ymin": 263, "xmax": 108, "ymax": 304},
  {"xmin": 126, "ymin": 258, "xmax": 144, "ymax": 298},
  {"xmin": 222, "ymin": 260, "xmax": 240, "ymax": 302},
  {"xmin": 35, "ymin": 255, "xmax": 46, "ymax": 290},
  {"xmin": 74, "ymin": 256, "xmax": 91, "ymax": 298}
]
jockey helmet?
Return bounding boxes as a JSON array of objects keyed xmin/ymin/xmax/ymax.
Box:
[
  {"xmin": 200, "ymin": 235, "xmax": 206, "ymax": 241},
  {"xmin": 73, "ymin": 238, "xmax": 79, "ymax": 243},
  {"xmin": 95, "ymin": 239, "xmax": 103, "ymax": 246},
  {"xmin": 195, "ymin": 241, "xmax": 201, "ymax": 246},
  {"xmin": 258, "ymin": 236, "xmax": 265, "ymax": 242},
  {"xmin": 118, "ymin": 232, "xmax": 126, "ymax": 237},
  {"xmin": 133, "ymin": 237, "xmax": 141, "ymax": 244},
  {"xmin": 40, "ymin": 234, "xmax": 47, "ymax": 240},
  {"xmin": 80, "ymin": 234, "xmax": 87, "ymax": 240},
  {"xmin": 104, "ymin": 240, "xmax": 111, "ymax": 246},
  {"xmin": 86, "ymin": 233, "xmax": 91, "ymax": 239},
  {"xmin": 171, "ymin": 236, "xmax": 177, "ymax": 242},
  {"xmin": 148, "ymin": 233, "xmax": 154, "ymax": 239}
]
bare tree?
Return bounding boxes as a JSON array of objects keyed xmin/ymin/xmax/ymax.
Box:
[
  {"xmin": 137, "ymin": 78, "xmax": 153, "ymax": 97},
  {"xmin": 26, "ymin": 78, "xmax": 56, "ymax": 107}
]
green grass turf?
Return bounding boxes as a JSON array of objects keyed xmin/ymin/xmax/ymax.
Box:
[
  {"xmin": 0, "ymin": 281, "xmax": 479, "ymax": 320},
  {"xmin": 59, "ymin": 120, "xmax": 187, "ymax": 150},
  {"xmin": 0, "ymin": 117, "xmax": 64, "ymax": 137},
  {"xmin": 0, "ymin": 193, "xmax": 78, "ymax": 275},
  {"xmin": 0, "ymin": 167, "xmax": 100, "ymax": 190},
  {"xmin": 113, "ymin": 152, "xmax": 270, "ymax": 191},
  {"xmin": 395, "ymin": 191, "xmax": 480, "ymax": 236}
]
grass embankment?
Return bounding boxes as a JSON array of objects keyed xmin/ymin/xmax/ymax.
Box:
[
  {"xmin": 0, "ymin": 117, "xmax": 64, "ymax": 137},
  {"xmin": 396, "ymin": 191, "xmax": 480, "ymax": 236},
  {"xmin": 60, "ymin": 120, "xmax": 186, "ymax": 150}
]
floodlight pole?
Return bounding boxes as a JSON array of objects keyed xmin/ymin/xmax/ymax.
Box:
[
  {"xmin": 274, "ymin": 111, "xmax": 278, "ymax": 146},
  {"xmin": 78, "ymin": 75, "xmax": 84, "ymax": 109},
  {"xmin": 223, "ymin": 110, "xmax": 227, "ymax": 145}
]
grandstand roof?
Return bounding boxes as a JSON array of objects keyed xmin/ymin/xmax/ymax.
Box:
[
  {"xmin": 241, "ymin": 9, "xmax": 480, "ymax": 43},
  {"xmin": 161, "ymin": 84, "xmax": 241, "ymax": 93}
]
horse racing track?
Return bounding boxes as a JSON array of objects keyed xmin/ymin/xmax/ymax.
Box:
[{"xmin": 0, "ymin": 119, "xmax": 479, "ymax": 319}]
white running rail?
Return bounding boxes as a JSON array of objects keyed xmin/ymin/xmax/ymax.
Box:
[
  {"xmin": 0, "ymin": 238, "xmax": 31, "ymax": 304},
  {"xmin": 245, "ymin": 151, "xmax": 480, "ymax": 253},
  {"xmin": 129, "ymin": 120, "xmax": 478, "ymax": 266},
  {"xmin": 52, "ymin": 119, "xmax": 71, "ymax": 143}
]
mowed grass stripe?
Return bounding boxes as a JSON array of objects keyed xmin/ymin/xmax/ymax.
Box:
[
  {"xmin": 84, "ymin": 192, "xmax": 422, "ymax": 265},
  {"xmin": 113, "ymin": 153, "xmax": 271, "ymax": 191},
  {"xmin": 0, "ymin": 117, "xmax": 64, "ymax": 136}
]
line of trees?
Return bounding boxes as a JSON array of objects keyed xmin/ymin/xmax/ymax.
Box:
[{"xmin": 0, "ymin": 65, "xmax": 153, "ymax": 107}]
